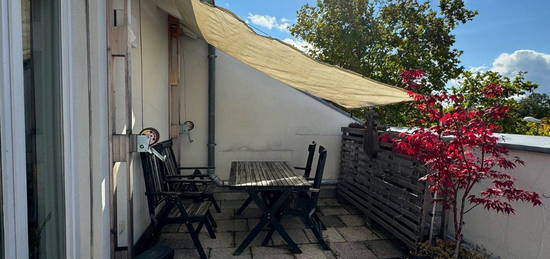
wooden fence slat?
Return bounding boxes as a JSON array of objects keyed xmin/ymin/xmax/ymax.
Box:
[{"xmin": 338, "ymin": 127, "xmax": 440, "ymax": 250}]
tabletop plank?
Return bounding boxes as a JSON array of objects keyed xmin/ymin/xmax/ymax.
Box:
[{"xmin": 228, "ymin": 161, "xmax": 311, "ymax": 190}]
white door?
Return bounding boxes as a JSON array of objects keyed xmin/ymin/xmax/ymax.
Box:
[{"xmin": 1, "ymin": 0, "xmax": 72, "ymax": 258}]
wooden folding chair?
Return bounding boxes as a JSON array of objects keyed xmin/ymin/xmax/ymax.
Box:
[
  {"xmin": 262, "ymin": 146, "xmax": 330, "ymax": 250},
  {"xmin": 140, "ymin": 151, "xmax": 216, "ymax": 259},
  {"xmin": 153, "ymin": 139, "xmax": 221, "ymax": 212},
  {"xmin": 294, "ymin": 141, "xmax": 317, "ymax": 179}
]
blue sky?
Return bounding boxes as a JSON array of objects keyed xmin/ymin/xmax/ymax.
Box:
[{"xmin": 215, "ymin": 0, "xmax": 550, "ymax": 94}]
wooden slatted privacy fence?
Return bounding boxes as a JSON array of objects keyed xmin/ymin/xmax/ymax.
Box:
[{"xmin": 338, "ymin": 127, "xmax": 440, "ymax": 249}]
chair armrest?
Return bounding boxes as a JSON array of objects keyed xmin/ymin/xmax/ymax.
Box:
[{"xmin": 294, "ymin": 166, "xmax": 307, "ymax": 170}]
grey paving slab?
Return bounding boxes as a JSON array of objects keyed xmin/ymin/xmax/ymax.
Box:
[
  {"xmin": 251, "ymin": 246, "xmax": 292, "ymax": 257},
  {"xmin": 209, "ymin": 247, "xmax": 252, "ymax": 259},
  {"xmin": 158, "ymin": 233, "xmax": 195, "ymax": 249},
  {"xmin": 161, "ymin": 224, "xmax": 180, "ymax": 233},
  {"xmin": 173, "ymin": 248, "xmax": 206, "ymax": 259},
  {"xmin": 178, "ymin": 223, "xmax": 208, "ymax": 233},
  {"xmin": 295, "ymin": 244, "xmax": 336, "ymax": 259},
  {"xmin": 214, "ymin": 191, "xmax": 249, "ymax": 201},
  {"xmin": 246, "ymin": 219, "xmax": 271, "ymax": 231},
  {"xmin": 212, "ymin": 208, "xmax": 236, "ymax": 220},
  {"xmin": 271, "ymin": 229, "xmax": 312, "ymax": 245},
  {"xmin": 319, "ymin": 187, "xmax": 337, "ymax": 198},
  {"xmin": 304, "ymin": 228, "xmax": 345, "ymax": 243},
  {"xmin": 369, "ymin": 226, "xmax": 395, "ymax": 240},
  {"xmin": 252, "ymin": 254, "xmax": 295, "ymax": 259},
  {"xmin": 364, "ymin": 239, "xmax": 407, "ymax": 259},
  {"xmin": 222, "ymin": 200, "xmax": 257, "ymax": 209},
  {"xmin": 320, "ymin": 207, "xmax": 350, "ymax": 216},
  {"xmin": 200, "ymin": 232, "xmax": 234, "ymax": 248},
  {"xmin": 155, "ymin": 198, "xmax": 405, "ymax": 259},
  {"xmin": 330, "ymin": 242, "xmax": 377, "ymax": 259},
  {"xmin": 336, "ymin": 227, "xmax": 379, "ymax": 242},
  {"xmin": 235, "ymin": 231, "xmax": 272, "ymax": 247},
  {"xmin": 338, "ymin": 215, "xmax": 366, "ymax": 227},
  {"xmin": 318, "ymin": 198, "xmax": 341, "ymax": 207},
  {"xmin": 341, "ymin": 204, "xmax": 362, "ymax": 215},
  {"xmin": 280, "ymin": 216, "xmax": 306, "ymax": 229},
  {"xmin": 319, "ymin": 215, "xmax": 346, "ymax": 228},
  {"xmin": 234, "ymin": 208, "xmax": 263, "ymax": 219},
  {"xmin": 215, "ymin": 219, "xmax": 248, "ymax": 232}
]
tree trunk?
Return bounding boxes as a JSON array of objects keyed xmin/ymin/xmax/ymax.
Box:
[
  {"xmin": 453, "ymin": 233, "xmax": 461, "ymax": 258},
  {"xmin": 454, "ymin": 190, "xmax": 468, "ymax": 258}
]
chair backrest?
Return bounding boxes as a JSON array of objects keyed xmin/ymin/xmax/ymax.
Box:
[
  {"xmin": 140, "ymin": 152, "xmax": 167, "ymax": 216},
  {"xmin": 153, "ymin": 139, "xmax": 179, "ymax": 178},
  {"xmin": 303, "ymin": 141, "xmax": 317, "ymax": 178},
  {"xmin": 311, "ymin": 146, "xmax": 327, "ymax": 205}
]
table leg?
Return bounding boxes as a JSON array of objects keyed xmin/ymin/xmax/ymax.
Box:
[
  {"xmin": 235, "ymin": 196, "xmax": 253, "ymax": 215},
  {"xmin": 233, "ymin": 190, "xmax": 302, "ymax": 255}
]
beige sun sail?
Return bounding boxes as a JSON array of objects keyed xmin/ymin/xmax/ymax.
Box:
[{"xmin": 155, "ymin": 0, "xmax": 411, "ymax": 108}]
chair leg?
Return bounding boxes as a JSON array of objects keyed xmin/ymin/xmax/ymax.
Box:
[
  {"xmin": 314, "ymin": 213, "xmax": 327, "ymax": 230},
  {"xmin": 206, "ymin": 211, "xmax": 217, "ymax": 228},
  {"xmin": 235, "ymin": 196, "xmax": 253, "ymax": 215},
  {"xmin": 262, "ymin": 228, "xmax": 275, "ymax": 246},
  {"xmin": 196, "ymin": 221, "xmax": 205, "ymax": 234},
  {"xmin": 186, "ymin": 223, "xmax": 208, "ymax": 259},
  {"xmin": 209, "ymin": 195, "xmax": 221, "ymax": 213},
  {"xmin": 204, "ymin": 218, "xmax": 217, "ymax": 239},
  {"xmin": 307, "ymin": 217, "xmax": 330, "ymax": 250}
]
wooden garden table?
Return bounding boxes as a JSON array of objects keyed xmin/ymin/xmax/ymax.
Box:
[{"xmin": 228, "ymin": 161, "xmax": 311, "ymax": 255}]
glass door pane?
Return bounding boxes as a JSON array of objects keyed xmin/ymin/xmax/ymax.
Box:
[{"xmin": 22, "ymin": 0, "xmax": 65, "ymax": 258}]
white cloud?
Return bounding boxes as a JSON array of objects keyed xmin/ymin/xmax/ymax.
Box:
[
  {"xmin": 467, "ymin": 65, "xmax": 489, "ymax": 73},
  {"xmin": 464, "ymin": 50, "xmax": 550, "ymax": 94},
  {"xmin": 282, "ymin": 38, "xmax": 313, "ymax": 53},
  {"xmin": 492, "ymin": 50, "xmax": 550, "ymax": 94},
  {"xmin": 247, "ymin": 13, "xmax": 291, "ymax": 31}
]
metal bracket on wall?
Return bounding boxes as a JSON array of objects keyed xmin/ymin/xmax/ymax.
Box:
[{"xmin": 112, "ymin": 134, "xmax": 154, "ymax": 162}]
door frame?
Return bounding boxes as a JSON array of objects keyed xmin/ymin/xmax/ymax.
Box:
[
  {"xmin": 0, "ymin": 0, "xmax": 29, "ymax": 258},
  {"xmin": 0, "ymin": 0, "xmax": 84, "ymax": 257}
]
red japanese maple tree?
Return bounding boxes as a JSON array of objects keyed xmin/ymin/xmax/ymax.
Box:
[{"xmin": 390, "ymin": 70, "xmax": 542, "ymax": 257}]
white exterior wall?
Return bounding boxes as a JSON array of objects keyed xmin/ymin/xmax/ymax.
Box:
[
  {"xmin": 131, "ymin": 0, "xmax": 170, "ymax": 245},
  {"xmin": 123, "ymin": 5, "xmax": 353, "ymax": 248},
  {"xmin": 116, "ymin": 0, "xmax": 170, "ymax": 246},
  {"xmin": 456, "ymin": 150, "xmax": 550, "ymax": 259},
  {"xmin": 179, "ymin": 37, "xmax": 355, "ymax": 180}
]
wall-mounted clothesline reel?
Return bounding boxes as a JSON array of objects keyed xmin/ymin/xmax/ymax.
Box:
[{"xmin": 138, "ymin": 127, "xmax": 166, "ymax": 161}]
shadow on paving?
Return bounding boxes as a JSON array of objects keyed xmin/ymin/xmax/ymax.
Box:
[{"xmin": 155, "ymin": 198, "xmax": 409, "ymax": 259}]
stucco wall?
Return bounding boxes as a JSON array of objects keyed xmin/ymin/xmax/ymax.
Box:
[
  {"xmin": 455, "ymin": 150, "xmax": 550, "ymax": 259},
  {"xmin": 178, "ymin": 37, "xmax": 355, "ymax": 181},
  {"xmin": 123, "ymin": 7, "xmax": 354, "ymax": 247},
  {"xmin": 116, "ymin": 0, "xmax": 169, "ymax": 246}
]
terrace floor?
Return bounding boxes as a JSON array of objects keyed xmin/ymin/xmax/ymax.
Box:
[{"xmin": 154, "ymin": 195, "xmax": 408, "ymax": 259}]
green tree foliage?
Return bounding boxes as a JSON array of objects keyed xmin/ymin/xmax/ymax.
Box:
[
  {"xmin": 516, "ymin": 93, "xmax": 550, "ymax": 119},
  {"xmin": 450, "ymin": 71, "xmax": 538, "ymax": 134},
  {"xmin": 516, "ymin": 93, "xmax": 550, "ymax": 136},
  {"xmin": 291, "ymin": 0, "xmax": 476, "ymax": 91},
  {"xmin": 290, "ymin": 0, "xmax": 477, "ymax": 125}
]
